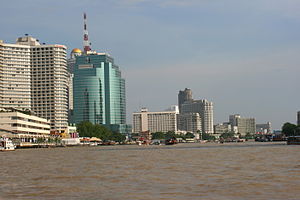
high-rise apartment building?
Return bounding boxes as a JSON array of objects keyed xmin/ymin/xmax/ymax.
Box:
[
  {"xmin": 0, "ymin": 40, "xmax": 31, "ymax": 110},
  {"xmin": 29, "ymin": 42, "xmax": 68, "ymax": 133},
  {"xmin": 133, "ymin": 107, "xmax": 178, "ymax": 133},
  {"xmin": 73, "ymin": 52, "xmax": 129, "ymax": 133},
  {"xmin": 67, "ymin": 48, "xmax": 82, "ymax": 117},
  {"xmin": 0, "ymin": 36, "xmax": 68, "ymax": 133},
  {"xmin": 229, "ymin": 114, "xmax": 240, "ymax": 127},
  {"xmin": 177, "ymin": 113, "xmax": 201, "ymax": 134},
  {"xmin": 181, "ymin": 99, "xmax": 214, "ymax": 134},
  {"xmin": 178, "ymin": 88, "xmax": 193, "ymax": 112}
]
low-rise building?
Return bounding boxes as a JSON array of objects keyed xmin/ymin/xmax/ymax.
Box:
[
  {"xmin": 214, "ymin": 123, "xmax": 232, "ymax": 135},
  {"xmin": 256, "ymin": 122, "xmax": 271, "ymax": 134},
  {"xmin": 0, "ymin": 111, "xmax": 50, "ymax": 136},
  {"xmin": 133, "ymin": 107, "xmax": 178, "ymax": 133},
  {"xmin": 237, "ymin": 117, "xmax": 256, "ymax": 136}
]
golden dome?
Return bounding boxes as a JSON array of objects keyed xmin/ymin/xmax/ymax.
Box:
[{"xmin": 72, "ymin": 48, "xmax": 82, "ymax": 53}]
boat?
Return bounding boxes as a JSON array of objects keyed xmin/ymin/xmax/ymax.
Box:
[
  {"xmin": 287, "ymin": 136, "xmax": 300, "ymax": 145},
  {"xmin": 165, "ymin": 137, "xmax": 178, "ymax": 145},
  {"xmin": 0, "ymin": 138, "xmax": 16, "ymax": 151}
]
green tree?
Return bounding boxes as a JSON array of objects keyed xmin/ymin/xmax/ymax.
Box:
[
  {"xmin": 152, "ymin": 132, "xmax": 165, "ymax": 140},
  {"xmin": 244, "ymin": 132, "xmax": 254, "ymax": 139},
  {"xmin": 76, "ymin": 121, "xmax": 113, "ymax": 140},
  {"xmin": 220, "ymin": 131, "xmax": 235, "ymax": 139},
  {"xmin": 185, "ymin": 132, "xmax": 195, "ymax": 138},
  {"xmin": 77, "ymin": 121, "xmax": 94, "ymax": 137},
  {"xmin": 282, "ymin": 122, "xmax": 297, "ymax": 136},
  {"xmin": 202, "ymin": 132, "xmax": 216, "ymax": 141},
  {"xmin": 165, "ymin": 131, "xmax": 176, "ymax": 139},
  {"xmin": 109, "ymin": 132, "xmax": 126, "ymax": 143}
]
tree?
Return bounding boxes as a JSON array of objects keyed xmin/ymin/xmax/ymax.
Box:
[
  {"xmin": 220, "ymin": 131, "xmax": 235, "ymax": 139},
  {"xmin": 282, "ymin": 122, "xmax": 297, "ymax": 136},
  {"xmin": 77, "ymin": 121, "xmax": 94, "ymax": 137},
  {"xmin": 165, "ymin": 131, "xmax": 177, "ymax": 139},
  {"xmin": 202, "ymin": 132, "xmax": 216, "ymax": 141},
  {"xmin": 76, "ymin": 121, "xmax": 113, "ymax": 140},
  {"xmin": 185, "ymin": 132, "xmax": 195, "ymax": 138},
  {"xmin": 152, "ymin": 132, "xmax": 165, "ymax": 140},
  {"xmin": 109, "ymin": 132, "xmax": 126, "ymax": 143}
]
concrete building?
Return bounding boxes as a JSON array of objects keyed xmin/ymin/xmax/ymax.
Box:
[
  {"xmin": 178, "ymin": 88, "xmax": 193, "ymax": 112},
  {"xmin": 214, "ymin": 123, "xmax": 232, "ymax": 135},
  {"xmin": 73, "ymin": 52, "xmax": 130, "ymax": 134},
  {"xmin": 0, "ymin": 40, "xmax": 31, "ymax": 110},
  {"xmin": 298, "ymin": 111, "xmax": 300, "ymax": 126},
  {"xmin": 67, "ymin": 48, "xmax": 82, "ymax": 121},
  {"xmin": 0, "ymin": 36, "xmax": 69, "ymax": 133},
  {"xmin": 0, "ymin": 111, "xmax": 50, "ymax": 136},
  {"xmin": 229, "ymin": 114, "xmax": 240, "ymax": 127},
  {"xmin": 177, "ymin": 113, "xmax": 201, "ymax": 134},
  {"xmin": 256, "ymin": 122, "xmax": 271, "ymax": 134},
  {"xmin": 133, "ymin": 107, "xmax": 179, "ymax": 133},
  {"xmin": 237, "ymin": 118, "xmax": 256, "ymax": 136},
  {"xmin": 28, "ymin": 39, "xmax": 68, "ymax": 133},
  {"xmin": 181, "ymin": 99, "xmax": 214, "ymax": 134},
  {"xmin": 229, "ymin": 114, "xmax": 256, "ymax": 135}
]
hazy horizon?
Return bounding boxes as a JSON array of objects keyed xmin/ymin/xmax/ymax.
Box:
[{"xmin": 1, "ymin": 0, "xmax": 300, "ymax": 129}]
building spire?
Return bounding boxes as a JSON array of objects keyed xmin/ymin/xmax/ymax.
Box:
[{"xmin": 83, "ymin": 12, "xmax": 91, "ymax": 54}]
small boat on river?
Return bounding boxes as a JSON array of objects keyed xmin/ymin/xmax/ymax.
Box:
[
  {"xmin": 0, "ymin": 138, "xmax": 16, "ymax": 151},
  {"xmin": 165, "ymin": 137, "xmax": 178, "ymax": 145}
]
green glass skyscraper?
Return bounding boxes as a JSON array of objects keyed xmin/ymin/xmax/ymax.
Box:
[{"xmin": 73, "ymin": 53, "xmax": 129, "ymax": 133}]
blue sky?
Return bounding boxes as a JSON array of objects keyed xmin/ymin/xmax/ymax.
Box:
[{"xmin": 1, "ymin": 0, "xmax": 300, "ymax": 129}]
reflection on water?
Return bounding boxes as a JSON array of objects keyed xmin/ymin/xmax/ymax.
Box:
[{"xmin": 0, "ymin": 142, "xmax": 299, "ymax": 200}]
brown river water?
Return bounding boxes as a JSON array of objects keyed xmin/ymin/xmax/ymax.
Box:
[{"xmin": 0, "ymin": 142, "xmax": 299, "ymax": 200}]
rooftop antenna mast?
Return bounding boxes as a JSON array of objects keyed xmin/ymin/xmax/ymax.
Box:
[{"xmin": 83, "ymin": 12, "xmax": 91, "ymax": 54}]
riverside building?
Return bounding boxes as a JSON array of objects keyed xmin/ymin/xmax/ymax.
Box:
[
  {"xmin": 67, "ymin": 48, "xmax": 82, "ymax": 119},
  {"xmin": 178, "ymin": 88, "xmax": 193, "ymax": 113},
  {"xmin": 0, "ymin": 111, "xmax": 50, "ymax": 136},
  {"xmin": 0, "ymin": 40, "xmax": 31, "ymax": 110},
  {"xmin": 73, "ymin": 52, "xmax": 130, "ymax": 134},
  {"xmin": 133, "ymin": 107, "xmax": 179, "ymax": 133},
  {"xmin": 181, "ymin": 99, "xmax": 214, "ymax": 134},
  {"xmin": 177, "ymin": 113, "xmax": 201, "ymax": 134},
  {"xmin": 229, "ymin": 114, "xmax": 256, "ymax": 136},
  {"xmin": 0, "ymin": 36, "xmax": 68, "ymax": 133}
]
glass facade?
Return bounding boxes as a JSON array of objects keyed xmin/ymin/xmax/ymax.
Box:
[{"xmin": 73, "ymin": 53, "xmax": 127, "ymax": 133}]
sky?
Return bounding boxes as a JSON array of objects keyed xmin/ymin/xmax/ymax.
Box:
[{"xmin": 1, "ymin": 0, "xmax": 300, "ymax": 129}]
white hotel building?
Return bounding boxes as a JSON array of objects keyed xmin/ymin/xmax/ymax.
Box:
[
  {"xmin": 0, "ymin": 36, "xmax": 68, "ymax": 133},
  {"xmin": 0, "ymin": 40, "xmax": 31, "ymax": 110},
  {"xmin": 0, "ymin": 112, "xmax": 50, "ymax": 137},
  {"xmin": 133, "ymin": 107, "xmax": 179, "ymax": 133}
]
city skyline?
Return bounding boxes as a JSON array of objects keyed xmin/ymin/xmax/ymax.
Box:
[{"xmin": 1, "ymin": 0, "xmax": 300, "ymax": 129}]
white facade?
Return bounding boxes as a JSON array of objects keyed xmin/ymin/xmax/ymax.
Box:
[
  {"xmin": 237, "ymin": 118, "xmax": 256, "ymax": 136},
  {"xmin": 181, "ymin": 99, "xmax": 214, "ymax": 134},
  {"xmin": 0, "ymin": 41, "xmax": 31, "ymax": 110},
  {"xmin": 0, "ymin": 36, "xmax": 69, "ymax": 133},
  {"xmin": 256, "ymin": 122, "xmax": 271, "ymax": 134},
  {"xmin": 229, "ymin": 114, "xmax": 256, "ymax": 135},
  {"xmin": 177, "ymin": 113, "xmax": 201, "ymax": 133},
  {"xmin": 214, "ymin": 123, "xmax": 232, "ymax": 134},
  {"xmin": 29, "ymin": 43, "xmax": 68, "ymax": 133},
  {"xmin": 0, "ymin": 112, "xmax": 50, "ymax": 135},
  {"xmin": 133, "ymin": 107, "xmax": 178, "ymax": 133}
]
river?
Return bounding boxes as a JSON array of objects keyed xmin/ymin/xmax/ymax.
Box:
[{"xmin": 0, "ymin": 142, "xmax": 299, "ymax": 200}]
